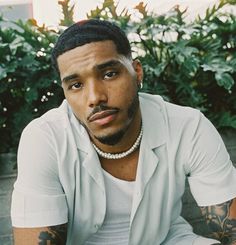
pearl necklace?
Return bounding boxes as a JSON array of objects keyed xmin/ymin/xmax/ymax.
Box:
[{"xmin": 92, "ymin": 126, "xmax": 143, "ymax": 159}]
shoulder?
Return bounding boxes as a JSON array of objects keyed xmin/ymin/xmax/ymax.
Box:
[
  {"xmin": 17, "ymin": 100, "xmax": 79, "ymax": 179},
  {"xmin": 19, "ymin": 100, "xmax": 78, "ymax": 157},
  {"xmin": 22, "ymin": 100, "xmax": 72, "ymax": 136},
  {"xmin": 19, "ymin": 100, "xmax": 87, "ymax": 161},
  {"xmin": 139, "ymin": 92, "xmax": 202, "ymax": 129}
]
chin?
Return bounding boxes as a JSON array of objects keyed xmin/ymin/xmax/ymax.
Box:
[{"xmin": 94, "ymin": 126, "xmax": 127, "ymax": 146}]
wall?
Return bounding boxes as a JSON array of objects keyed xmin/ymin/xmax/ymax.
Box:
[{"xmin": 0, "ymin": 1, "xmax": 33, "ymax": 28}]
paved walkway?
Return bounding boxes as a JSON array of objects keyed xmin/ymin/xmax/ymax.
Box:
[{"xmin": 0, "ymin": 173, "xmax": 16, "ymax": 245}]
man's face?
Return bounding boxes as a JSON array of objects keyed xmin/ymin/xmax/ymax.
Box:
[{"xmin": 57, "ymin": 40, "xmax": 143, "ymax": 145}]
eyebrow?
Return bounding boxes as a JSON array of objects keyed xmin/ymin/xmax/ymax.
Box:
[
  {"xmin": 95, "ymin": 60, "xmax": 122, "ymax": 70},
  {"xmin": 61, "ymin": 59, "xmax": 122, "ymax": 83},
  {"xmin": 62, "ymin": 74, "xmax": 79, "ymax": 83}
]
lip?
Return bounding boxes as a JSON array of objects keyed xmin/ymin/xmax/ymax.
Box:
[
  {"xmin": 92, "ymin": 113, "xmax": 117, "ymax": 126},
  {"xmin": 88, "ymin": 110, "xmax": 118, "ymax": 123}
]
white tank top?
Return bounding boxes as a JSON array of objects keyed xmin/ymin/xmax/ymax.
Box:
[{"xmin": 85, "ymin": 169, "xmax": 135, "ymax": 244}]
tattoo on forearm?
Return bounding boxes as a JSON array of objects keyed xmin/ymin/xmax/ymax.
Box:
[
  {"xmin": 38, "ymin": 224, "xmax": 67, "ymax": 245},
  {"xmin": 200, "ymin": 199, "xmax": 236, "ymax": 245}
]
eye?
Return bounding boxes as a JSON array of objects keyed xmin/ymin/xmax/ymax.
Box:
[
  {"xmin": 103, "ymin": 71, "xmax": 118, "ymax": 80},
  {"xmin": 70, "ymin": 82, "xmax": 83, "ymax": 90}
]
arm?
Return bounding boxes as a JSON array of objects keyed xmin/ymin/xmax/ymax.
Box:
[
  {"xmin": 200, "ymin": 197, "xmax": 236, "ymax": 245},
  {"xmin": 13, "ymin": 223, "xmax": 67, "ymax": 245},
  {"xmin": 11, "ymin": 122, "xmax": 68, "ymax": 243}
]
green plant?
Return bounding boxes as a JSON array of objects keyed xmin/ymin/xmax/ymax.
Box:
[
  {"xmin": 0, "ymin": 0, "xmax": 236, "ymax": 154},
  {"xmin": 88, "ymin": 0, "xmax": 236, "ymax": 129},
  {"xmin": 0, "ymin": 18, "xmax": 64, "ymax": 153},
  {"xmin": 58, "ymin": 0, "xmax": 75, "ymax": 26}
]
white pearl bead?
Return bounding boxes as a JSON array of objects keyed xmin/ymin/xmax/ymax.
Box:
[{"xmin": 93, "ymin": 126, "xmax": 143, "ymax": 159}]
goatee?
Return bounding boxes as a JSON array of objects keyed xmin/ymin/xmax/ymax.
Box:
[{"xmin": 95, "ymin": 93, "xmax": 140, "ymax": 146}]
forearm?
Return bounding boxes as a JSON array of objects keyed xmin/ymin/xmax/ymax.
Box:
[
  {"xmin": 200, "ymin": 199, "xmax": 236, "ymax": 245},
  {"xmin": 13, "ymin": 223, "xmax": 68, "ymax": 245}
]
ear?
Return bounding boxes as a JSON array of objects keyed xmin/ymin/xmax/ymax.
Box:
[{"xmin": 132, "ymin": 59, "xmax": 143, "ymax": 87}]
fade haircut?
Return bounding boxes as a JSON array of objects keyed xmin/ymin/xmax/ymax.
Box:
[{"xmin": 51, "ymin": 19, "xmax": 132, "ymax": 77}]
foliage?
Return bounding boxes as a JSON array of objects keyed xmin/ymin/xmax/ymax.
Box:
[
  {"xmin": 58, "ymin": 0, "xmax": 75, "ymax": 26},
  {"xmin": 0, "ymin": 18, "xmax": 64, "ymax": 153},
  {"xmin": 0, "ymin": 0, "xmax": 236, "ymax": 153},
  {"xmin": 88, "ymin": 0, "xmax": 236, "ymax": 129}
]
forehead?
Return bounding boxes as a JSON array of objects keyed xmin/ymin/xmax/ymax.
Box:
[{"xmin": 57, "ymin": 40, "xmax": 120, "ymax": 76}]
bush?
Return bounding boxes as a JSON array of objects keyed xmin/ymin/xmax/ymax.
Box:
[
  {"xmin": 0, "ymin": 0, "xmax": 236, "ymax": 153},
  {"xmin": 0, "ymin": 18, "xmax": 64, "ymax": 153},
  {"xmin": 87, "ymin": 0, "xmax": 236, "ymax": 129}
]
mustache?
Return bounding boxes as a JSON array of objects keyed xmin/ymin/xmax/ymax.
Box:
[{"xmin": 87, "ymin": 104, "xmax": 119, "ymax": 121}]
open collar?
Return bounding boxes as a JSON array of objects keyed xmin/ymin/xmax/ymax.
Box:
[
  {"xmin": 67, "ymin": 94, "xmax": 168, "ymax": 218},
  {"xmin": 139, "ymin": 93, "xmax": 166, "ymax": 150},
  {"xmin": 68, "ymin": 93, "xmax": 167, "ymax": 153}
]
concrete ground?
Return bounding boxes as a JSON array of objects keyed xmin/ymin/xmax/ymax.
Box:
[{"xmin": 0, "ymin": 173, "xmax": 16, "ymax": 245}]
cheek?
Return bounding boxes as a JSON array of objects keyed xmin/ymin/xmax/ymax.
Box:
[
  {"xmin": 120, "ymin": 80, "xmax": 138, "ymax": 99},
  {"xmin": 112, "ymin": 76, "xmax": 137, "ymax": 95}
]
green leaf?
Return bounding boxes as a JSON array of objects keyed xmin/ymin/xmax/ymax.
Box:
[
  {"xmin": 25, "ymin": 89, "xmax": 38, "ymax": 103},
  {"xmin": 152, "ymin": 64, "xmax": 167, "ymax": 77},
  {"xmin": 215, "ymin": 72, "xmax": 234, "ymax": 90},
  {"xmin": 218, "ymin": 111, "xmax": 236, "ymax": 128},
  {"xmin": 202, "ymin": 58, "xmax": 233, "ymax": 73},
  {"xmin": 5, "ymin": 61, "xmax": 18, "ymax": 74},
  {"xmin": 0, "ymin": 66, "xmax": 7, "ymax": 80},
  {"xmin": 183, "ymin": 57, "xmax": 200, "ymax": 77},
  {"xmin": 20, "ymin": 55, "xmax": 38, "ymax": 68},
  {"xmin": 9, "ymin": 36, "xmax": 24, "ymax": 55}
]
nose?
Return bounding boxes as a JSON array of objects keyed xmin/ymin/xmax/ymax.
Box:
[{"xmin": 87, "ymin": 80, "xmax": 108, "ymax": 107}]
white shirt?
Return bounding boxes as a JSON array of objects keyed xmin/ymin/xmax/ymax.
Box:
[
  {"xmin": 85, "ymin": 170, "xmax": 134, "ymax": 244},
  {"xmin": 11, "ymin": 93, "xmax": 236, "ymax": 244}
]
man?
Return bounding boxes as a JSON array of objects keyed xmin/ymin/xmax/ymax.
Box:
[{"xmin": 11, "ymin": 19, "xmax": 236, "ymax": 245}]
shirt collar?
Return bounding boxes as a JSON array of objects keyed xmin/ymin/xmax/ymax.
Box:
[
  {"xmin": 68, "ymin": 93, "xmax": 166, "ymax": 153},
  {"xmin": 139, "ymin": 93, "xmax": 166, "ymax": 150},
  {"xmin": 65, "ymin": 102, "xmax": 92, "ymax": 153}
]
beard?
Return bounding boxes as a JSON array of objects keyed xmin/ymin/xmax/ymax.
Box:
[
  {"xmin": 94, "ymin": 92, "xmax": 140, "ymax": 146},
  {"xmin": 73, "ymin": 90, "xmax": 138, "ymax": 147},
  {"xmin": 95, "ymin": 127, "xmax": 126, "ymax": 146}
]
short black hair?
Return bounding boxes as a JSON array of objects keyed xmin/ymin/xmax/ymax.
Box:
[{"xmin": 51, "ymin": 19, "xmax": 132, "ymax": 76}]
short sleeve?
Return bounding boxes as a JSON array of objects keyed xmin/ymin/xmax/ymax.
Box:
[
  {"xmin": 11, "ymin": 119, "xmax": 68, "ymax": 227},
  {"xmin": 186, "ymin": 112, "xmax": 236, "ymax": 206}
]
